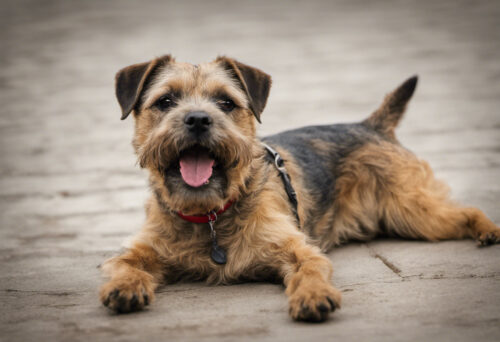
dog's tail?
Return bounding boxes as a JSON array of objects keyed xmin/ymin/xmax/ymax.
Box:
[{"xmin": 363, "ymin": 75, "xmax": 418, "ymax": 140}]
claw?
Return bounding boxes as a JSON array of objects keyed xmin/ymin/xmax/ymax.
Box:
[
  {"xmin": 317, "ymin": 303, "xmax": 330, "ymax": 313},
  {"xmin": 116, "ymin": 295, "xmax": 128, "ymax": 313},
  {"xmin": 130, "ymin": 294, "xmax": 139, "ymax": 311},
  {"xmin": 327, "ymin": 297, "xmax": 337, "ymax": 311}
]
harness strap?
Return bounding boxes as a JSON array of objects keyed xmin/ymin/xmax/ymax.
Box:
[{"xmin": 262, "ymin": 142, "xmax": 300, "ymax": 227}]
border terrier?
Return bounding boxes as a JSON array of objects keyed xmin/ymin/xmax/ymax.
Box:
[{"xmin": 100, "ymin": 55, "xmax": 500, "ymax": 322}]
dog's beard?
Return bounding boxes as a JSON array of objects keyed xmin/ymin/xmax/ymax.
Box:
[{"xmin": 137, "ymin": 126, "xmax": 253, "ymax": 213}]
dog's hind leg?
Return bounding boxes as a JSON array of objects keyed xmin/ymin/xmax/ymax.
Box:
[
  {"xmin": 322, "ymin": 140, "xmax": 500, "ymax": 249},
  {"xmin": 378, "ymin": 147, "xmax": 500, "ymax": 246},
  {"xmin": 315, "ymin": 74, "xmax": 499, "ymax": 248}
]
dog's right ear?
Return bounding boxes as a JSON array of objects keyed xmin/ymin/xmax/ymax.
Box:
[{"xmin": 115, "ymin": 55, "xmax": 172, "ymax": 120}]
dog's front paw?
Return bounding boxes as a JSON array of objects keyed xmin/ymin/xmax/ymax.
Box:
[
  {"xmin": 288, "ymin": 282, "xmax": 341, "ymax": 322},
  {"xmin": 476, "ymin": 229, "xmax": 500, "ymax": 246},
  {"xmin": 99, "ymin": 271, "xmax": 155, "ymax": 313}
]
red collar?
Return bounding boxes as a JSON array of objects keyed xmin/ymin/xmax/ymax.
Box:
[{"xmin": 177, "ymin": 200, "xmax": 234, "ymax": 224}]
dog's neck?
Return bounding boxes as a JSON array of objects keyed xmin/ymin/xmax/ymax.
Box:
[{"xmin": 176, "ymin": 200, "xmax": 235, "ymax": 223}]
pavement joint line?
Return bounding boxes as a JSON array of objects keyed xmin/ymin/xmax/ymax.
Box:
[
  {"xmin": 22, "ymin": 208, "xmax": 144, "ymax": 220},
  {"xmin": 361, "ymin": 244, "xmax": 500, "ymax": 281},
  {"xmin": 365, "ymin": 243, "xmax": 403, "ymax": 278},
  {"xmin": 0, "ymin": 185, "xmax": 146, "ymax": 200},
  {"xmin": 1, "ymin": 289, "xmax": 84, "ymax": 296},
  {"xmin": 0, "ymin": 169, "xmax": 142, "ymax": 178},
  {"xmin": 338, "ymin": 273, "xmax": 500, "ymax": 289}
]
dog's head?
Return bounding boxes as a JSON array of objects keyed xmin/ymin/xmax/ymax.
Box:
[{"xmin": 115, "ymin": 55, "xmax": 271, "ymax": 214}]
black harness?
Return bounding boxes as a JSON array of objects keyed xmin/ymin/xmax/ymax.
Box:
[{"xmin": 262, "ymin": 143, "xmax": 300, "ymax": 227}]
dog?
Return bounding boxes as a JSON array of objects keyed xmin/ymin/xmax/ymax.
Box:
[{"xmin": 99, "ymin": 55, "xmax": 500, "ymax": 322}]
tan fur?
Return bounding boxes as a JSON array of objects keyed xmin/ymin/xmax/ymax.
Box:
[
  {"xmin": 101, "ymin": 56, "xmax": 340, "ymax": 322},
  {"xmin": 99, "ymin": 243, "xmax": 162, "ymax": 312},
  {"xmin": 313, "ymin": 140, "xmax": 500, "ymax": 251},
  {"xmin": 100, "ymin": 57, "xmax": 499, "ymax": 322}
]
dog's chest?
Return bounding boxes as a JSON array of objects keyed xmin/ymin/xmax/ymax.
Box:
[{"xmin": 163, "ymin": 223, "xmax": 265, "ymax": 283}]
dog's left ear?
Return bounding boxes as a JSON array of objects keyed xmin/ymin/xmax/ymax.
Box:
[
  {"xmin": 216, "ymin": 57, "xmax": 272, "ymax": 123},
  {"xmin": 115, "ymin": 55, "xmax": 172, "ymax": 120}
]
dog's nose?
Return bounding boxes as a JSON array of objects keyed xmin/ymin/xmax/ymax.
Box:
[{"xmin": 184, "ymin": 111, "xmax": 213, "ymax": 135}]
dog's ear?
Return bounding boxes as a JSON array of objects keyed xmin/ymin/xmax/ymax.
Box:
[
  {"xmin": 115, "ymin": 55, "xmax": 172, "ymax": 120},
  {"xmin": 216, "ymin": 57, "xmax": 272, "ymax": 123}
]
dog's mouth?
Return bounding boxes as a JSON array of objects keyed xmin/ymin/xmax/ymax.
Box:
[{"xmin": 178, "ymin": 145, "xmax": 217, "ymax": 188}]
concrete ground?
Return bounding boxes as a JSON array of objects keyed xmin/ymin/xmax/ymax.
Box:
[{"xmin": 1, "ymin": 0, "xmax": 499, "ymax": 341}]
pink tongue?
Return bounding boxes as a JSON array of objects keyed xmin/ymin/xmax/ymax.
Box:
[{"xmin": 179, "ymin": 151, "xmax": 215, "ymax": 187}]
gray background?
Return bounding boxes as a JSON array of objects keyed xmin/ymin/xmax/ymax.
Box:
[{"xmin": 1, "ymin": 0, "xmax": 499, "ymax": 341}]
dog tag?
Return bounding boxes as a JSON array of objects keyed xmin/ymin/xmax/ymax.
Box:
[
  {"xmin": 208, "ymin": 218, "xmax": 227, "ymax": 265},
  {"xmin": 211, "ymin": 243, "xmax": 227, "ymax": 265}
]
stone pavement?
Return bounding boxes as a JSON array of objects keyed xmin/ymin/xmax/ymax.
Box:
[{"xmin": 1, "ymin": 0, "xmax": 499, "ymax": 341}]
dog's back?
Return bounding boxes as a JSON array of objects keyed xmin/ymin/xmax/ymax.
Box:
[
  {"xmin": 262, "ymin": 123, "xmax": 377, "ymax": 232},
  {"xmin": 263, "ymin": 77, "xmax": 418, "ymax": 244}
]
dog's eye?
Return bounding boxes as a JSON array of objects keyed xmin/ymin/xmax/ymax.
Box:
[
  {"xmin": 154, "ymin": 95, "xmax": 174, "ymax": 111},
  {"xmin": 217, "ymin": 98, "xmax": 236, "ymax": 113}
]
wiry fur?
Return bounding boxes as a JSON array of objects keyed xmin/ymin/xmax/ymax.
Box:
[{"xmin": 100, "ymin": 56, "xmax": 500, "ymax": 322}]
